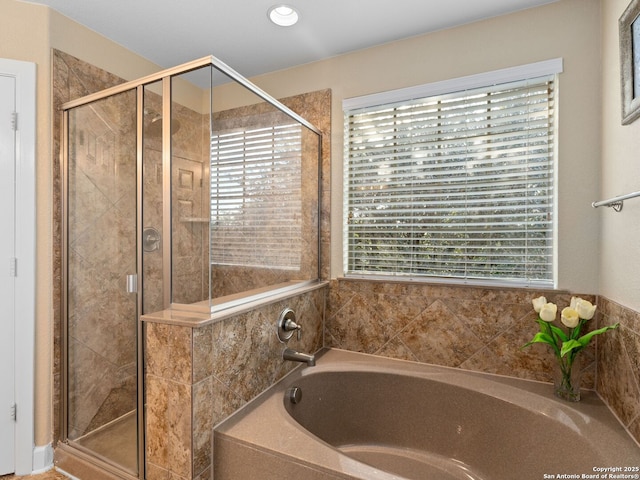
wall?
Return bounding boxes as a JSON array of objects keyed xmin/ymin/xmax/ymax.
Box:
[
  {"xmin": 597, "ymin": 0, "xmax": 640, "ymax": 442},
  {"xmin": 597, "ymin": 298, "xmax": 640, "ymax": 443},
  {"xmin": 1, "ymin": 0, "xmax": 165, "ymax": 451},
  {"xmin": 327, "ymin": 280, "xmax": 599, "ymax": 385},
  {"xmin": 144, "ymin": 285, "xmax": 326, "ymax": 480},
  {"xmin": 247, "ymin": 0, "xmax": 602, "ymax": 294},
  {"xmin": 0, "ymin": 0, "xmax": 54, "ymax": 449},
  {"xmin": 601, "ymin": 0, "xmax": 640, "ymax": 311}
]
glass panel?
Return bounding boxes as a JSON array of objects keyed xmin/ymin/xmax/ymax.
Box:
[
  {"xmin": 164, "ymin": 66, "xmax": 322, "ymax": 310},
  {"xmin": 143, "ymin": 80, "xmax": 165, "ymax": 313},
  {"xmin": 208, "ymin": 75, "xmax": 320, "ymax": 306},
  {"xmin": 170, "ymin": 66, "xmax": 213, "ymax": 307},
  {"xmin": 66, "ymin": 90, "xmax": 139, "ymax": 475}
]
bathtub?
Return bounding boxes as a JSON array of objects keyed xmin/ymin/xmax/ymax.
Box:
[{"xmin": 214, "ymin": 349, "xmax": 640, "ymax": 480}]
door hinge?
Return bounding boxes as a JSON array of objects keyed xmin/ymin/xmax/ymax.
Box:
[
  {"xmin": 9, "ymin": 257, "xmax": 17, "ymax": 277},
  {"xmin": 10, "ymin": 402, "xmax": 16, "ymax": 421},
  {"xmin": 11, "ymin": 111, "xmax": 18, "ymax": 131}
]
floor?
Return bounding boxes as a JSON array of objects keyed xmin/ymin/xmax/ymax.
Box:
[{"xmin": 0, "ymin": 471, "xmax": 68, "ymax": 480}]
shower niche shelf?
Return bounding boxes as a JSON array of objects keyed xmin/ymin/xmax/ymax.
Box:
[{"xmin": 180, "ymin": 217, "xmax": 209, "ymax": 223}]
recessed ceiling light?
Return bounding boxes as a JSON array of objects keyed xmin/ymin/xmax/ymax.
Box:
[{"xmin": 268, "ymin": 4, "xmax": 299, "ymax": 27}]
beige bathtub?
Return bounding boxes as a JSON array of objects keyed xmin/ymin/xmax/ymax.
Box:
[{"xmin": 214, "ymin": 349, "xmax": 640, "ymax": 479}]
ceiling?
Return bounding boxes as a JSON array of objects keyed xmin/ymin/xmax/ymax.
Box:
[{"xmin": 23, "ymin": 0, "xmax": 558, "ymax": 79}]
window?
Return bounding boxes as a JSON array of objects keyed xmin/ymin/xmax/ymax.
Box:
[
  {"xmin": 343, "ymin": 60, "xmax": 562, "ymax": 287},
  {"xmin": 211, "ymin": 123, "xmax": 302, "ymax": 269}
]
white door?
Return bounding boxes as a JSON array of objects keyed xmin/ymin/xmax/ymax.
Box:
[
  {"xmin": 0, "ymin": 58, "xmax": 35, "ymax": 476},
  {"xmin": 0, "ymin": 73, "xmax": 16, "ymax": 475}
]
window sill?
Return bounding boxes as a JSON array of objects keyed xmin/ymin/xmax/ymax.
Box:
[{"xmin": 343, "ymin": 273, "xmax": 555, "ymax": 290}]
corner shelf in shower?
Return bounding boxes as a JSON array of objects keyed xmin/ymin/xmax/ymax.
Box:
[{"xmin": 180, "ymin": 217, "xmax": 210, "ymax": 223}]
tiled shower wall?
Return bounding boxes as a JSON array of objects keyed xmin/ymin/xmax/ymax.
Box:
[{"xmin": 326, "ymin": 278, "xmax": 640, "ymax": 445}]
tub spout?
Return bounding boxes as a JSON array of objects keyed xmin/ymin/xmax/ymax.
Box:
[{"xmin": 283, "ymin": 347, "xmax": 316, "ymax": 366}]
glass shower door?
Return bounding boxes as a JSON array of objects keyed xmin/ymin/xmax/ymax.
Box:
[{"xmin": 65, "ymin": 89, "xmax": 140, "ymax": 475}]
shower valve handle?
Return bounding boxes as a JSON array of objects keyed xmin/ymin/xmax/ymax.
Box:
[
  {"xmin": 284, "ymin": 319, "xmax": 302, "ymax": 340},
  {"xmin": 277, "ymin": 308, "xmax": 303, "ymax": 343}
]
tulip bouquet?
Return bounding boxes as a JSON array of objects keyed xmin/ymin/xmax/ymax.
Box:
[{"xmin": 523, "ymin": 296, "xmax": 618, "ymax": 401}]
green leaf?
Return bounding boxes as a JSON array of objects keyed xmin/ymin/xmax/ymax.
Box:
[
  {"xmin": 560, "ymin": 339, "xmax": 583, "ymax": 357},
  {"xmin": 548, "ymin": 324, "xmax": 568, "ymax": 342},
  {"xmin": 570, "ymin": 319, "xmax": 587, "ymax": 340},
  {"xmin": 577, "ymin": 323, "xmax": 619, "ymax": 347},
  {"xmin": 522, "ymin": 332, "xmax": 556, "ymax": 349}
]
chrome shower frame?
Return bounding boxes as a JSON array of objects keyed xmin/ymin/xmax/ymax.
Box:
[{"xmin": 59, "ymin": 55, "xmax": 322, "ymax": 479}]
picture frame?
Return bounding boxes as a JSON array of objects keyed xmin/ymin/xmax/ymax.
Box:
[{"xmin": 620, "ymin": 0, "xmax": 640, "ymax": 124}]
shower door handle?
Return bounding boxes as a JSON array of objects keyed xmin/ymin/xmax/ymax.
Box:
[{"xmin": 126, "ymin": 274, "xmax": 138, "ymax": 294}]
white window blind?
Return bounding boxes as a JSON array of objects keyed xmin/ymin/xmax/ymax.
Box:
[
  {"xmin": 344, "ymin": 72, "xmax": 557, "ymax": 287},
  {"xmin": 211, "ymin": 123, "xmax": 302, "ymax": 269}
]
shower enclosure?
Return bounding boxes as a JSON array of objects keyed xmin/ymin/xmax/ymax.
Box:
[{"xmin": 59, "ymin": 56, "xmax": 321, "ymax": 479}]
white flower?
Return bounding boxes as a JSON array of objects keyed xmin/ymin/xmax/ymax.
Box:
[
  {"xmin": 539, "ymin": 302, "xmax": 558, "ymax": 322},
  {"xmin": 532, "ymin": 296, "xmax": 547, "ymax": 313},
  {"xmin": 561, "ymin": 307, "xmax": 580, "ymax": 328},
  {"xmin": 571, "ymin": 297, "xmax": 597, "ymax": 320}
]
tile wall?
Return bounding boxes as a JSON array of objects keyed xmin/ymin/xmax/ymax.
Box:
[
  {"xmin": 326, "ymin": 278, "xmax": 640, "ymax": 445},
  {"xmin": 144, "ymin": 285, "xmax": 327, "ymax": 480},
  {"xmin": 597, "ymin": 297, "xmax": 640, "ymax": 444},
  {"xmin": 326, "ymin": 278, "xmax": 598, "ymax": 386},
  {"xmin": 144, "ymin": 278, "xmax": 640, "ymax": 480}
]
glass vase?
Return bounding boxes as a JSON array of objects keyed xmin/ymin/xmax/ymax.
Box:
[{"xmin": 553, "ymin": 355, "xmax": 581, "ymax": 402}]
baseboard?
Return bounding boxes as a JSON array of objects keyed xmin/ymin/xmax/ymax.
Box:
[{"xmin": 31, "ymin": 443, "xmax": 54, "ymax": 474}]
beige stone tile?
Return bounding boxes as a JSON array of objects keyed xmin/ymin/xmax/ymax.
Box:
[
  {"xmin": 444, "ymin": 298, "xmax": 530, "ymax": 343},
  {"xmin": 192, "ymin": 378, "xmax": 214, "ymax": 476},
  {"xmin": 193, "ymin": 325, "xmax": 213, "ymax": 383},
  {"xmin": 622, "ymin": 332, "xmax": 640, "ymax": 393},
  {"xmin": 166, "ymin": 382, "xmax": 193, "ymax": 478},
  {"xmin": 597, "ymin": 323, "xmax": 640, "ymax": 427},
  {"xmin": 145, "ymin": 323, "xmax": 193, "ymax": 384},
  {"xmin": 376, "ymin": 337, "xmax": 420, "ymax": 362},
  {"xmin": 399, "ymin": 299, "xmax": 484, "ymax": 367},
  {"xmin": 145, "ymin": 375, "xmax": 170, "ymax": 469},
  {"xmin": 145, "ymin": 462, "xmax": 170, "ymax": 480},
  {"xmin": 146, "ymin": 375, "xmax": 192, "ymax": 478},
  {"xmin": 325, "ymin": 293, "xmax": 391, "ymax": 354}
]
